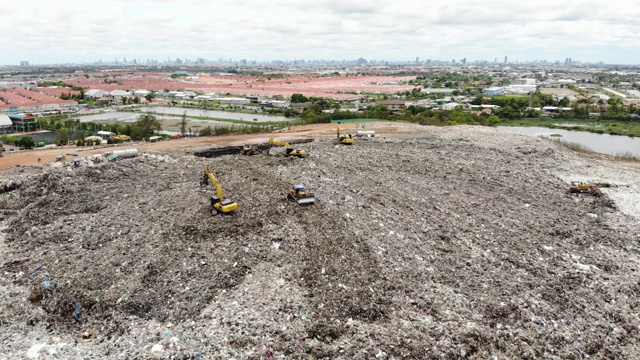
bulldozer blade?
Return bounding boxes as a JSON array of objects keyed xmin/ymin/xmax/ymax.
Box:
[{"xmin": 297, "ymin": 197, "xmax": 315, "ymax": 205}]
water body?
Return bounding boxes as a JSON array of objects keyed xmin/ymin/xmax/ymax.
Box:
[
  {"xmin": 72, "ymin": 111, "xmax": 252, "ymax": 127},
  {"xmin": 73, "ymin": 112, "xmax": 139, "ymax": 123},
  {"xmin": 500, "ymin": 126, "xmax": 640, "ymax": 158},
  {"xmin": 138, "ymin": 107, "xmax": 291, "ymax": 123}
]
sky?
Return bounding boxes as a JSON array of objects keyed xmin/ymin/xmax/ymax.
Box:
[{"xmin": 0, "ymin": 0, "xmax": 638, "ymax": 65}]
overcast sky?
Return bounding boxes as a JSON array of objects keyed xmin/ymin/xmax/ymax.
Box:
[{"xmin": 0, "ymin": 0, "xmax": 638, "ymax": 65}]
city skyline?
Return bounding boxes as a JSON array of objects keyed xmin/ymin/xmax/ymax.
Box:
[{"xmin": 1, "ymin": 0, "xmax": 639, "ymax": 66}]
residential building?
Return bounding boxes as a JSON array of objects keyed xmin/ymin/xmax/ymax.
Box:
[{"xmin": 376, "ymin": 100, "xmax": 407, "ymax": 111}]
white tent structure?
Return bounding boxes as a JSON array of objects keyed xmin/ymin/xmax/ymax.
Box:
[
  {"xmin": 0, "ymin": 114, "xmax": 12, "ymax": 132},
  {"xmin": 97, "ymin": 131, "xmax": 115, "ymax": 139}
]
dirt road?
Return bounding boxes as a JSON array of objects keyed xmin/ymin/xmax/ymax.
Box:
[{"xmin": 0, "ymin": 123, "xmax": 387, "ymax": 169}]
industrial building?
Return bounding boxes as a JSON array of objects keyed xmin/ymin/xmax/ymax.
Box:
[{"xmin": 483, "ymin": 86, "xmax": 505, "ymax": 96}]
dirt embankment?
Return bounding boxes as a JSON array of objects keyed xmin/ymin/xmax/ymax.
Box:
[{"xmin": 1, "ymin": 124, "xmax": 639, "ymax": 359}]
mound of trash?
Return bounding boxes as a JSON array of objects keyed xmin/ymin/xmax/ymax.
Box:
[{"xmin": 1, "ymin": 126, "xmax": 639, "ymax": 359}]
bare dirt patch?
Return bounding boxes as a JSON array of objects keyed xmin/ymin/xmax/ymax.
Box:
[{"xmin": 539, "ymin": 87, "xmax": 580, "ymax": 96}]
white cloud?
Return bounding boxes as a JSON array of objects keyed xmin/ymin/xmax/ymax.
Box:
[{"xmin": 0, "ymin": 0, "xmax": 638, "ymax": 65}]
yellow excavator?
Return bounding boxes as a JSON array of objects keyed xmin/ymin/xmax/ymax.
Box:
[
  {"xmin": 337, "ymin": 126, "xmax": 354, "ymax": 145},
  {"xmin": 201, "ymin": 166, "xmax": 238, "ymax": 215},
  {"xmin": 288, "ymin": 184, "xmax": 315, "ymax": 205},
  {"xmin": 268, "ymin": 138, "xmax": 307, "ymax": 158},
  {"xmin": 112, "ymin": 134, "xmax": 132, "ymax": 142},
  {"xmin": 569, "ymin": 181, "xmax": 601, "ymax": 196},
  {"xmin": 242, "ymin": 145, "xmax": 262, "ymax": 155}
]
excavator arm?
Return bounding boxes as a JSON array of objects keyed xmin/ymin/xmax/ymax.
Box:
[
  {"xmin": 204, "ymin": 166, "xmax": 225, "ymax": 201},
  {"xmin": 268, "ymin": 138, "xmax": 307, "ymax": 157},
  {"xmin": 268, "ymin": 138, "xmax": 291, "ymax": 149},
  {"xmin": 203, "ymin": 166, "xmax": 238, "ymax": 214},
  {"xmin": 337, "ymin": 126, "xmax": 354, "ymax": 145}
]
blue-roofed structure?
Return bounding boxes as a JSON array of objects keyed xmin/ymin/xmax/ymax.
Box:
[{"xmin": 8, "ymin": 113, "xmax": 37, "ymax": 132}]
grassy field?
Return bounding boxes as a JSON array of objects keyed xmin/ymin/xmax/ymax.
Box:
[{"xmin": 501, "ymin": 118, "xmax": 640, "ymax": 137}]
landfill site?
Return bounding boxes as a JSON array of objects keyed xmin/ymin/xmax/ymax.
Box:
[{"xmin": 1, "ymin": 123, "xmax": 640, "ymax": 359}]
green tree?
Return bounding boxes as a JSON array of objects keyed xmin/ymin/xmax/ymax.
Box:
[
  {"xmin": 291, "ymin": 93, "xmax": 308, "ymax": 103},
  {"xmin": 471, "ymin": 95, "xmax": 484, "ymax": 105},
  {"xmin": 487, "ymin": 115, "xmax": 501, "ymax": 125},
  {"xmin": 180, "ymin": 111, "xmax": 187, "ymax": 136},
  {"xmin": 56, "ymin": 128, "xmax": 70, "ymax": 146},
  {"xmin": 144, "ymin": 92, "xmax": 156, "ymax": 102},
  {"xmin": 18, "ymin": 136, "xmax": 35, "ymax": 149},
  {"xmin": 199, "ymin": 126, "xmax": 213, "ymax": 136},
  {"xmin": 136, "ymin": 114, "xmax": 161, "ymax": 140}
]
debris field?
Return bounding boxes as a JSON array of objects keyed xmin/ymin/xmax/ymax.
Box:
[{"xmin": 1, "ymin": 125, "xmax": 640, "ymax": 359}]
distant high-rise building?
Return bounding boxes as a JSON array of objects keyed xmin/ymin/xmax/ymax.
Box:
[
  {"xmin": 504, "ymin": 56, "xmax": 508, "ymax": 64},
  {"xmin": 19, "ymin": 61, "xmax": 29, "ymax": 66},
  {"xmin": 461, "ymin": 58, "xmax": 467, "ymax": 64},
  {"xmin": 415, "ymin": 56, "xmax": 419, "ymax": 64},
  {"xmin": 124, "ymin": 57, "xmax": 127, "ymax": 63}
]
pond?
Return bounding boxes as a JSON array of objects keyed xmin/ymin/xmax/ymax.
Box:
[
  {"xmin": 499, "ymin": 126, "xmax": 640, "ymax": 158},
  {"xmin": 73, "ymin": 112, "xmax": 139, "ymax": 123},
  {"xmin": 137, "ymin": 107, "xmax": 292, "ymax": 123}
]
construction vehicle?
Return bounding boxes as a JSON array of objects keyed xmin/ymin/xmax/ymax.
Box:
[
  {"xmin": 201, "ymin": 166, "xmax": 238, "ymax": 214},
  {"xmin": 242, "ymin": 145, "xmax": 262, "ymax": 155},
  {"xmin": 268, "ymin": 138, "xmax": 307, "ymax": 158},
  {"xmin": 337, "ymin": 126, "xmax": 354, "ymax": 145},
  {"xmin": 111, "ymin": 135, "xmax": 132, "ymax": 142},
  {"xmin": 288, "ymin": 184, "xmax": 315, "ymax": 205},
  {"xmin": 569, "ymin": 182, "xmax": 601, "ymax": 196}
]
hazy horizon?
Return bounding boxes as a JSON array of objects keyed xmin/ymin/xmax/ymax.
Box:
[{"xmin": 1, "ymin": 0, "xmax": 638, "ymax": 66}]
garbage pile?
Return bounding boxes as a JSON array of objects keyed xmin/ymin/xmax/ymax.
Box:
[{"xmin": 1, "ymin": 126, "xmax": 640, "ymax": 358}]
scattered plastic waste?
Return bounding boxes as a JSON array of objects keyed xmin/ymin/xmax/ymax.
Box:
[{"xmin": 0, "ymin": 129, "xmax": 637, "ymax": 358}]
